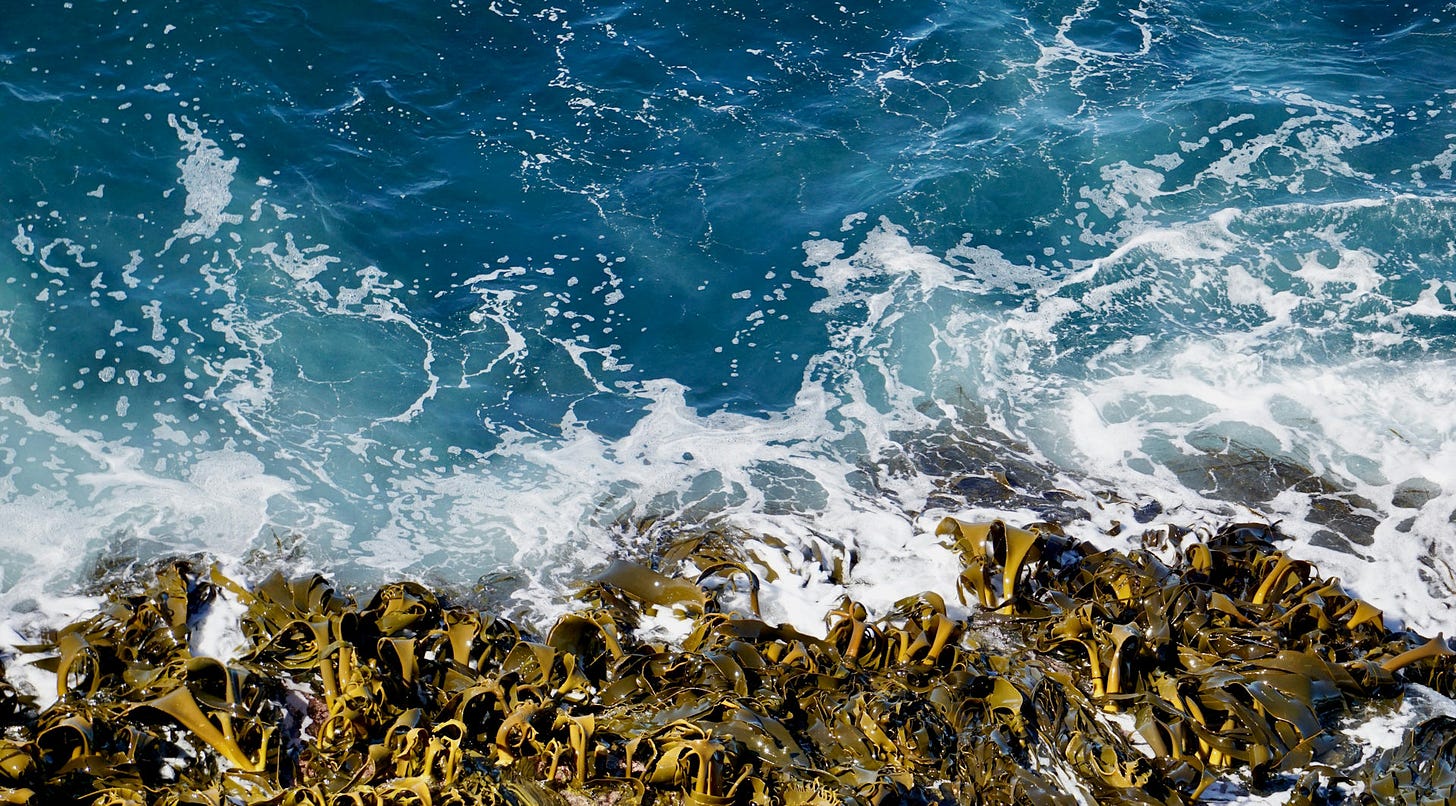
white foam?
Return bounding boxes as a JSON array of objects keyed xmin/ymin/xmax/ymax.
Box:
[
  {"xmin": 11, "ymin": 225, "xmax": 34, "ymax": 256},
  {"xmin": 1024, "ymin": 231, "xmax": 1456, "ymax": 633},
  {"xmin": 0, "ymin": 396, "xmax": 291, "ymax": 609},
  {"xmin": 189, "ymin": 583, "xmax": 250, "ymax": 661},
  {"xmin": 256, "ymin": 233, "xmax": 338, "ymax": 285},
  {"xmin": 163, "ymin": 114, "xmax": 242, "ymax": 251}
]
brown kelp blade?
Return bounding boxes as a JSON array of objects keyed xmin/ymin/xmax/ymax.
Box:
[
  {"xmin": 937, "ymin": 517, "xmax": 1043, "ymax": 608},
  {"xmin": 130, "ymin": 686, "xmax": 262, "ymax": 772},
  {"xmin": 594, "ymin": 559, "xmax": 707, "ymax": 611}
]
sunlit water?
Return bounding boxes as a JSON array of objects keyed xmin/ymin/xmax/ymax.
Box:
[{"xmin": 2, "ymin": 0, "xmax": 1455, "ymax": 640}]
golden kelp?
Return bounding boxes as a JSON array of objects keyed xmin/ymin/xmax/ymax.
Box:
[{"xmin": 0, "ymin": 521, "xmax": 1454, "ymax": 804}]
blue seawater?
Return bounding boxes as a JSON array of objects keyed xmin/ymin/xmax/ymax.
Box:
[{"xmin": 2, "ymin": 0, "xmax": 1455, "ymax": 630}]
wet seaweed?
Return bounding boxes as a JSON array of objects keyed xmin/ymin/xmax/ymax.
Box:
[{"xmin": 1, "ymin": 521, "xmax": 1454, "ymax": 804}]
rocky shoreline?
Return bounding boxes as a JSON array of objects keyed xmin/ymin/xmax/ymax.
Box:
[{"xmin": 0, "ymin": 519, "xmax": 1453, "ymax": 805}]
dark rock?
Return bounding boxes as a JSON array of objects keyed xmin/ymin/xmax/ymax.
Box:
[
  {"xmin": 1393, "ymin": 478, "xmax": 1442, "ymax": 510},
  {"xmin": 952, "ymin": 474, "xmax": 1015, "ymax": 502},
  {"xmin": 1306, "ymin": 494, "xmax": 1378, "ymax": 546},
  {"xmin": 1132, "ymin": 498, "xmax": 1163, "ymax": 523}
]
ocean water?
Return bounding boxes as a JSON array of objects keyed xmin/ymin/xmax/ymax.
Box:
[{"xmin": 2, "ymin": 0, "xmax": 1455, "ymax": 642}]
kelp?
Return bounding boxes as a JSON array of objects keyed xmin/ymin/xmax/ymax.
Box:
[{"xmin": 1, "ymin": 521, "xmax": 1454, "ymax": 804}]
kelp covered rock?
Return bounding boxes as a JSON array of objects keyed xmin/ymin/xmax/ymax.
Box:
[{"xmin": 0, "ymin": 521, "xmax": 1454, "ymax": 804}]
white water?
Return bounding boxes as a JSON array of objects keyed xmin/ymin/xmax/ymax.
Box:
[{"xmin": 1, "ymin": 104, "xmax": 1454, "ymax": 648}]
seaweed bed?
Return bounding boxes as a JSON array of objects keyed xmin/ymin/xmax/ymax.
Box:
[{"xmin": 2, "ymin": 520, "xmax": 1456, "ymax": 805}]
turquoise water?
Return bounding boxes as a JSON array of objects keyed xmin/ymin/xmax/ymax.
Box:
[{"xmin": 3, "ymin": 0, "xmax": 1456, "ymax": 630}]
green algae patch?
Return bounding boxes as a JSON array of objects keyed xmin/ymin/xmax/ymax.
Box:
[{"xmin": 0, "ymin": 522, "xmax": 1454, "ymax": 804}]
